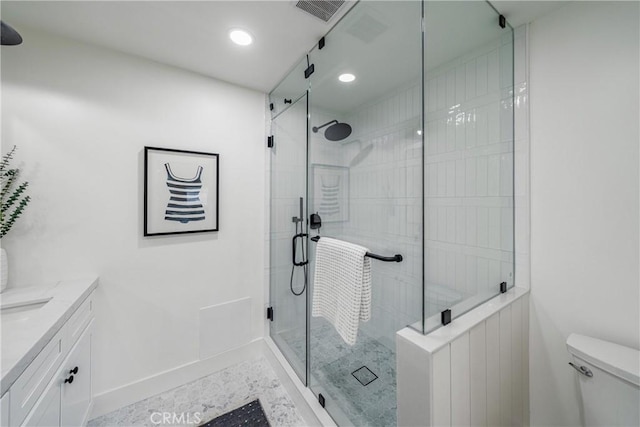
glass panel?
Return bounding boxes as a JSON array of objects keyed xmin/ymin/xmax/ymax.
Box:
[
  {"xmin": 306, "ymin": 1, "xmax": 423, "ymax": 425},
  {"xmin": 268, "ymin": 93, "xmax": 308, "ymax": 383},
  {"xmin": 422, "ymin": 1, "xmax": 514, "ymax": 333},
  {"xmin": 270, "ymin": 57, "xmax": 309, "ymax": 119}
]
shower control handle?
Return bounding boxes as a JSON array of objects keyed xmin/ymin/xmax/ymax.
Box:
[{"xmin": 310, "ymin": 212, "xmax": 322, "ymax": 230}]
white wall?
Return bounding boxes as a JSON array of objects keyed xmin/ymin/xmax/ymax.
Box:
[
  {"xmin": 529, "ymin": 2, "xmax": 639, "ymax": 425},
  {"xmin": 1, "ymin": 27, "xmax": 266, "ymax": 401}
]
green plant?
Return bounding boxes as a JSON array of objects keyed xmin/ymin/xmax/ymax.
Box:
[{"xmin": 1, "ymin": 146, "xmax": 30, "ymax": 238}]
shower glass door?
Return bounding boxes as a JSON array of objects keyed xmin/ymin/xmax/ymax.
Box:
[
  {"xmin": 268, "ymin": 58, "xmax": 309, "ymax": 383},
  {"xmin": 306, "ymin": 2, "xmax": 423, "ymax": 425}
]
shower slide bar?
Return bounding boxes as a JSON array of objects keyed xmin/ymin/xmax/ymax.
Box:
[{"xmin": 310, "ymin": 236, "xmax": 403, "ymax": 263}]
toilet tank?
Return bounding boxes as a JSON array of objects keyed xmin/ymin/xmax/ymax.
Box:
[{"xmin": 566, "ymin": 334, "xmax": 640, "ymax": 426}]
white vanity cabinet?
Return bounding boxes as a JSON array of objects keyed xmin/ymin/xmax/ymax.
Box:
[
  {"xmin": 60, "ymin": 320, "xmax": 92, "ymax": 427},
  {"xmin": 20, "ymin": 377, "xmax": 61, "ymax": 427},
  {"xmin": 1, "ymin": 391, "xmax": 10, "ymax": 426},
  {"xmin": 6, "ymin": 291, "xmax": 95, "ymax": 427}
]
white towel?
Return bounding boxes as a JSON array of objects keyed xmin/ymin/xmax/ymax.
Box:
[{"xmin": 311, "ymin": 237, "xmax": 371, "ymax": 346}]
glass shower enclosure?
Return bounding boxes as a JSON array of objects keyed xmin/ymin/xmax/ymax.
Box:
[{"xmin": 268, "ymin": 1, "xmax": 513, "ymax": 425}]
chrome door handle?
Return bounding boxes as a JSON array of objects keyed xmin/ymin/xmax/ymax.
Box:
[{"xmin": 569, "ymin": 362, "xmax": 593, "ymax": 377}]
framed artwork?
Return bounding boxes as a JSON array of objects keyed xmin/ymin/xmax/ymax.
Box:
[
  {"xmin": 144, "ymin": 146, "xmax": 219, "ymax": 236},
  {"xmin": 312, "ymin": 164, "xmax": 349, "ymax": 223}
]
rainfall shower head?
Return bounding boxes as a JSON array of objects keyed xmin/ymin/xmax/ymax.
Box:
[
  {"xmin": 1, "ymin": 21, "xmax": 23, "ymax": 46},
  {"xmin": 312, "ymin": 120, "xmax": 352, "ymax": 142}
]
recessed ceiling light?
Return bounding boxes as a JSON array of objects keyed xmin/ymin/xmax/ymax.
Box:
[
  {"xmin": 229, "ymin": 29, "xmax": 253, "ymax": 46},
  {"xmin": 338, "ymin": 73, "xmax": 356, "ymax": 83}
]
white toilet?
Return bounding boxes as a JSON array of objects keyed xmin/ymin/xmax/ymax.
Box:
[{"xmin": 567, "ymin": 333, "xmax": 640, "ymax": 426}]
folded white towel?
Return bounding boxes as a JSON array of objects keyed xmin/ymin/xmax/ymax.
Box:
[{"xmin": 311, "ymin": 237, "xmax": 371, "ymax": 346}]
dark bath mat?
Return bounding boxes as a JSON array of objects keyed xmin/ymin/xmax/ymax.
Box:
[{"xmin": 199, "ymin": 399, "xmax": 270, "ymax": 427}]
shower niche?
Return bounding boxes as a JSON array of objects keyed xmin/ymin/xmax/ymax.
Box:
[{"xmin": 268, "ymin": 1, "xmax": 514, "ymax": 426}]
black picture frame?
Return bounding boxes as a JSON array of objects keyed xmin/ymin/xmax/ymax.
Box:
[
  {"xmin": 144, "ymin": 146, "xmax": 219, "ymax": 236},
  {"xmin": 311, "ymin": 163, "xmax": 349, "ymax": 223}
]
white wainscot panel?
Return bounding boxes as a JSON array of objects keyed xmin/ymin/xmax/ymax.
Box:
[
  {"xmin": 397, "ymin": 290, "xmax": 529, "ymax": 427},
  {"xmin": 199, "ymin": 297, "xmax": 252, "ymax": 360}
]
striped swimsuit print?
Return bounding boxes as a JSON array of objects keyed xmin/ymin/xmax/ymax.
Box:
[
  {"xmin": 319, "ymin": 175, "xmax": 341, "ymax": 216},
  {"xmin": 164, "ymin": 163, "xmax": 205, "ymax": 223}
]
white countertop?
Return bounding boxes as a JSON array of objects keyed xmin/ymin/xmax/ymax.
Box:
[{"xmin": 0, "ymin": 277, "xmax": 98, "ymax": 396}]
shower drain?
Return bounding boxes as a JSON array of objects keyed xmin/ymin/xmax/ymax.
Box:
[{"xmin": 351, "ymin": 366, "xmax": 378, "ymax": 386}]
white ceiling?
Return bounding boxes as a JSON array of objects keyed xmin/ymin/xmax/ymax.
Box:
[
  {"xmin": 492, "ymin": 0, "xmax": 568, "ymax": 27},
  {"xmin": 1, "ymin": 0, "xmax": 357, "ymax": 93},
  {"xmin": 1, "ymin": 1, "xmax": 567, "ymax": 95}
]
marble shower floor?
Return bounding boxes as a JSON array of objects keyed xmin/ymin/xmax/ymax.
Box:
[
  {"xmin": 88, "ymin": 357, "xmax": 305, "ymax": 427},
  {"xmin": 279, "ymin": 319, "xmax": 397, "ymax": 427}
]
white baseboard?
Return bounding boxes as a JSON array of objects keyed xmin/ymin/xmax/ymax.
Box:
[
  {"xmin": 90, "ymin": 339, "xmax": 263, "ymax": 419},
  {"xmin": 262, "ymin": 337, "xmax": 336, "ymax": 427},
  {"xmin": 81, "ymin": 401, "xmax": 94, "ymax": 426}
]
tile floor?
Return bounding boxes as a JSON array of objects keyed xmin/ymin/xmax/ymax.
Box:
[
  {"xmin": 279, "ymin": 318, "xmax": 397, "ymax": 427},
  {"xmin": 88, "ymin": 357, "xmax": 305, "ymax": 427}
]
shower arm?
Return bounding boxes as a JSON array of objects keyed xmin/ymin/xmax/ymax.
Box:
[{"xmin": 312, "ymin": 120, "xmax": 339, "ymax": 133}]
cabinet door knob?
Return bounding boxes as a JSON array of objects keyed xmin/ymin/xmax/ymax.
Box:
[
  {"xmin": 70, "ymin": 366, "xmax": 79, "ymax": 375},
  {"xmin": 64, "ymin": 375, "xmax": 74, "ymax": 384}
]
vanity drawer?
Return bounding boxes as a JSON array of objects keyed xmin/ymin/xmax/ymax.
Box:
[
  {"xmin": 9, "ymin": 330, "xmax": 64, "ymax": 427},
  {"xmin": 63, "ymin": 294, "xmax": 93, "ymax": 353}
]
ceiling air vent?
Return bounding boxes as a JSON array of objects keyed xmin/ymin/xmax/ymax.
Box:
[
  {"xmin": 295, "ymin": 0, "xmax": 345, "ymax": 22},
  {"xmin": 344, "ymin": 12, "xmax": 388, "ymax": 44}
]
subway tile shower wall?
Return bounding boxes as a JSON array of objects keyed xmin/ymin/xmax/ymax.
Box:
[
  {"xmin": 512, "ymin": 26, "xmax": 530, "ymax": 291},
  {"xmin": 340, "ymin": 80, "xmax": 424, "ymax": 348},
  {"xmin": 423, "ymin": 33, "xmax": 516, "ymax": 319},
  {"xmin": 330, "ymin": 33, "xmax": 518, "ymax": 346}
]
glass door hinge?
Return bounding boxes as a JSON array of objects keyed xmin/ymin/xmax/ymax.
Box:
[{"xmin": 304, "ymin": 64, "xmax": 315, "ymax": 79}]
